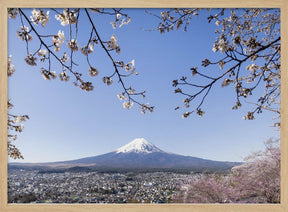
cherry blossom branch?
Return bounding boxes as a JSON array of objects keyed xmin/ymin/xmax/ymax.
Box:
[
  {"xmin": 155, "ymin": 8, "xmax": 280, "ymax": 120},
  {"xmin": 84, "ymin": 8, "xmax": 154, "ymax": 112},
  {"xmin": 19, "ymin": 9, "xmax": 82, "ymax": 82},
  {"xmin": 173, "ymin": 36, "xmax": 280, "ymax": 118}
]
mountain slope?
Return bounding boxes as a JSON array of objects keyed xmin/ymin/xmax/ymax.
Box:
[
  {"xmin": 9, "ymin": 138, "xmax": 241, "ymax": 170},
  {"xmin": 61, "ymin": 138, "xmax": 239, "ymax": 169}
]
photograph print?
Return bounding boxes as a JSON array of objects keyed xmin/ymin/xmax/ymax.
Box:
[{"xmin": 7, "ymin": 8, "xmax": 280, "ymax": 204}]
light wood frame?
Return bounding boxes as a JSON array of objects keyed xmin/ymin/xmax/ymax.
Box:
[{"xmin": 0, "ymin": 0, "xmax": 287, "ymax": 211}]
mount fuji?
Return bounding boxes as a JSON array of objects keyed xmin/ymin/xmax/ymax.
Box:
[{"xmin": 10, "ymin": 138, "xmax": 240, "ymax": 170}]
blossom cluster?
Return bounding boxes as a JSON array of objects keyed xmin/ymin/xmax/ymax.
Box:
[
  {"xmin": 30, "ymin": 9, "xmax": 50, "ymax": 27},
  {"xmin": 24, "ymin": 54, "xmax": 37, "ymax": 66},
  {"xmin": 37, "ymin": 49, "xmax": 48, "ymax": 62},
  {"xmin": 124, "ymin": 60, "xmax": 136, "ymax": 72},
  {"xmin": 17, "ymin": 26, "xmax": 33, "ymax": 42},
  {"xmin": 123, "ymin": 101, "xmax": 133, "ymax": 109},
  {"xmin": 110, "ymin": 13, "xmax": 132, "ymax": 29},
  {"xmin": 8, "ymin": 8, "xmax": 18, "ymax": 19},
  {"xmin": 156, "ymin": 9, "xmax": 200, "ymax": 33},
  {"xmin": 80, "ymin": 43, "xmax": 94, "ymax": 56},
  {"xmin": 7, "ymin": 99, "xmax": 29, "ymax": 159},
  {"xmin": 243, "ymin": 111, "xmax": 255, "ymax": 120},
  {"xmin": 102, "ymin": 76, "xmax": 113, "ymax": 85},
  {"xmin": 116, "ymin": 60, "xmax": 138, "ymax": 75},
  {"xmin": 79, "ymin": 81, "xmax": 94, "ymax": 91},
  {"xmin": 67, "ymin": 39, "xmax": 79, "ymax": 52},
  {"xmin": 117, "ymin": 92, "xmax": 127, "ymax": 100},
  {"xmin": 40, "ymin": 68, "xmax": 56, "ymax": 80},
  {"xmin": 11, "ymin": 115, "xmax": 29, "ymax": 124},
  {"xmin": 106, "ymin": 35, "xmax": 120, "ymax": 54},
  {"xmin": 59, "ymin": 70, "xmax": 70, "ymax": 81},
  {"xmin": 176, "ymin": 139, "xmax": 280, "ymax": 203},
  {"xmin": 52, "ymin": 30, "xmax": 65, "ymax": 52},
  {"xmin": 60, "ymin": 52, "xmax": 69, "ymax": 63},
  {"xmin": 88, "ymin": 66, "xmax": 99, "ymax": 77},
  {"xmin": 140, "ymin": 103, "xmax": 154, "ymax": 114},
  {"xmin": 55, "ymin": 9, "xmax": 78, "ymax": 26},
  {"xmin": 8, "ymin": 55, "xmax": 15, "ymax": 76}
]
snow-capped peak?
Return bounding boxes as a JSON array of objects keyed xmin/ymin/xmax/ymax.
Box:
[{"xmin": 115, "ymin": 138, "xmax": 164, "ymax": 154}]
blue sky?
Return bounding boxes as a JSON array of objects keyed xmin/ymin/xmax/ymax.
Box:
[{"xmin": 8, "ymin": 9, "xmax": 279, "ymax": 163}]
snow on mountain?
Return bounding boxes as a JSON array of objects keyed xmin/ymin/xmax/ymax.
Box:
[{"xmin": 115, "ymin": 138, "xmax": 164, "ymax": 154}]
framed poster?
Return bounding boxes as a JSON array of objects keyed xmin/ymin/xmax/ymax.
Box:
[{"xmin": 1, "ymin": 0, "xmax": 287, "ymax": 212}]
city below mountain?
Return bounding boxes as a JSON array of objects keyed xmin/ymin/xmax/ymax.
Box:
[{"xmin": 9, "ymin": 138, "xmax": 241, "ymax": 171}]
